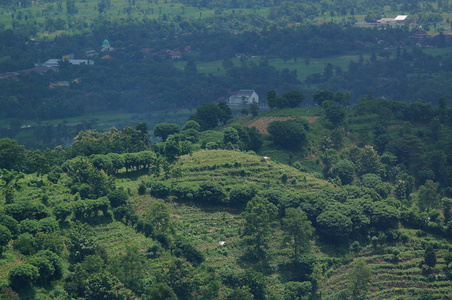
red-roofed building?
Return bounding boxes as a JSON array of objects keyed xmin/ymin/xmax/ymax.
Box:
[{"xmin": 171, "ymin": 51, "xmax": 182, "ymax": 59}]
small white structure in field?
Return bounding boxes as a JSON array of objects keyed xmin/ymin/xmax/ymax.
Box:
[{"xmin": 219, "ymin": 241, "xmax": 227, "ymax": 246}]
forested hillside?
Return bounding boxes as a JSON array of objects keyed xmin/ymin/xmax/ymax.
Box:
[
  {"xmin": 1, "ymin": 0, "xmax": 452, "ymax": 299},
  {"xmin": 1, "ymin": 95, "xmax": 452, "ymax": 299}
]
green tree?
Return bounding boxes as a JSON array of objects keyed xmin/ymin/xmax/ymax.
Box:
[
  {"xmin": 164, "ymin": 135, "xmax": 181, "ymax": 162},
  {"xmin": 29, "ymin": 256, "xmax": 55, "ymax": 286},
  {"xmin": 418, "ymin": 180, "xmax": 439, "ymax": 211},
  {"xmin": 0, "ymin": 169, "xmax": 24, "ymax": 187},
  {"xmin": 322, "ymin": 100, "xmax": 346, "ymax": 126},
  {"xmin": 53, "ymin": 203, "xmax": 72, "ymax": 223},
  {"xmin": 313, "ymin": 89, "xmax": 334, "ymax": 106},
  {"xmin": 444, "ymin": 251, "xmax": 452, "ymax": 268},
  {"xmin": 19, "ymin": 219, "xmax": 39, "ymax": 235},
  {"xmin": 190, "ymin": 103, "xmax": 228, "ymax": 130},
  {"xmin": 316, "ymin": 208, "xmax": 352, "ymax": 243},
  {"xmin": 64, "ymin": 157, "xmax": 114, "ymax": 198},
  {"xmin": 223, "ymin": 127, "xmax": 240, "ymax": 145},
  {"xmin": 360, "ymin": 173, "xmax": 382, "ymax": 188},
  {"xmin": 0, "ymin": 225, "xmax": 12, "ymax": 256},
  {"xmin": 3, "ymin": 185, "xmax": 15, "ymax": 204},
  {"xmin": 229, "ymin": 185, "xmax": 258, "ymax": 206},
  {"xmin": 267, "ymin": 119, "xmax": 308, "ymax": 150},
  {"xmin": 218, "ymin": 101, "xmax": 233, "ymax": 125},
  {"xmin": 159, "ymin": 258, "xmax": 195, "ymax": 300},
  {"xmin": 331, "ymin": 160, "xmax": 356, "ymax": 185},
  {"xmin": 147, "ymin": 282, "xmax": 177, "ymax": 300},
  {"xmin": 277, "ymin": 91, "xmax": 305, "ymax": 108},
  {"xmin": 355, "ymin": 146, "xmax": 383, "ymax": 176},
  {"xmin": 182, "ymin": 120, "xmax": 201, "ymax": 132},
  {"xmin": 242, "ymin": 196, "xmax": 278, "ymax": 259},
  {"xmin": 106, "ymin": 153, "xmax": 125, "ymax": 173},
  {"xmin": 283, "ymin": 281, "xmax": 312, "ymax": 300},
  {"xmin": 0, "ymin": 138, "xmax": 25, "ymax": 170},
  {"xmin": 267, "ymin": 90, "xmax": 277, "ymax": 109},
  {"xmin": 282, "ymin": 208, "xmax": 314, "ymax": 257},
  {"xmin": 249, "ymin": 103, "xmax": 259, "ymax": 116},
  {"xmin": 348, "ymin": 259, "xmax": 371, "ymax": 300},
  {"xmin": 0, "ymin": 215, "xmax": 18, "ymax": 236},
  {"xmin": 66, "ymin": 223, "xmax": 98, "ymax": 263},
  {"xmin": 108, "ymin": 246, "xmax": 145, "ymax": 292},
  {"xmin": 107, "ymin": 189, "xmax": 128, "ymax": 208},
  {"xmin": 35, "ymin": 233, "xmax": 64, "ymax": 254},
  {"xmin": 227, "ymin": 287, "xmax": 254, "ymax": 300},
  {"xmin": 84, "ymin": 271, "xmax": 127, "ymax": 300},
  {"xmin": 197, "ymin": 182, "xmax": 226, "ymax": 204},
  {"xmin": 333, "ymin": 91, "xmax": 351, "ymax": 107},
  {"xmin": 71, "ymin": 130, "xmax": 109, "ymax": 156},
  {"xmin": 144, "ymin": 200, "xmax": 173, "ymax": 234},
  {"xmin": 28, "ymin": 151, "xmax": 51, "ymax": 177},
  {"xmin": 150, "ymin": 181, "xmax": 171, "ymax": 199},
  {"xmin": 135, "ymin": 122, "xmax": 150, "ymax": 144},
  {"xmin": 13, "ymin": 233, "xmax": 38, "ymax": 255},
  {"xmin": 153, "ymin": 123, "xmax": 180, "ymax": 142},
  {"xmin": 424, "ymin": 245, "xmax": 437, "ymax": 268},
  {"xmin": 370, "ymin": 202, "xmax": 400, "ymax": 230},
  {"xmin": 9, "ymin": 264, "xmax": 39, "ymax": 291}
]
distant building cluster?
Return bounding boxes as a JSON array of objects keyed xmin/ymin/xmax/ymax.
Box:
[{"xmin": 0, "ymin": 37, "xmax": 194, "ymax": 84}]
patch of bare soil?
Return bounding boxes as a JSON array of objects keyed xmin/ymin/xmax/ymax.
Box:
[{"xmin": 246, "ymin": 116, "xmax": 319, "ymax": 135}]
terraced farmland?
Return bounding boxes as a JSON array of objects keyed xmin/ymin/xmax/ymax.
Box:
[
  {"xmin": 321, "ymin": 232, "xmax": 452, "ymax": 300},
  {"xmin": 172, "ymin": 150, "xmax": 330, "ymax": 193}
]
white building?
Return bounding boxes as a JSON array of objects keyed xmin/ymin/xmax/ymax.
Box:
[
  {"xmin": 377, "ymin": 15, "xmax": 408, "ymax": 25},
  {"xmin": 228, "ymin": 90, "xmax": 259, "ymax": 106},
  {"xmin": 395, "ymin": 15, "xmax": 408, "ymax": 23},
  {"xmin": 43, "ymin": 59, "xmax": 94, "ymax": 67}
]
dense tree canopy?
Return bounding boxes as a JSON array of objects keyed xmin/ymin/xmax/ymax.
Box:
[{"xmin": 267, "ymin": 118, "xmax": 309, "ymax": 150}]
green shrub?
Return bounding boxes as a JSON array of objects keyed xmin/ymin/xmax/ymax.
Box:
[
  {"xmin": 9, "ymin": 264, "xmax": 39, "ymax": 291},
  {"xmin": 197, "ymin": 182, "xmax": 226, "ymax": 204},
  {"xmin": 19, "ymin": 219, "xmax": 40, "ymax": 235},
  {"xmin": 138, "ymin": 181, "xmax": 147, "ymax": 195},
  {"xmin": 171, "ymin": 184, "xmax": 197, "ymax": 201},
  {"xmin": 229, "ymin": 185, "xmax": 257, "ymax": 206},
  {"xmin": 35, "ymin": 232, "xmax": 64, "ymax": 254},
  {"xmin": 174, "ymin": 238, "xmax": 205, "ymax": 266},
  {"xmin": 284, "ymin": 281, "xmax": 312, "ymax": 300},
  {"xmin": 107, "ymin": 189, "xmax": 129, "ymax": 208},
  {"xmin": 38, "ymin": 217, "xmax": 59, "ymax": 233},
  {"xmin": 14, "ymin": 233, "xmax": 38, "ymax": 255},
  {"xmin": 150, "ymin": 181, "xmax": 171, "ymax": 198}
]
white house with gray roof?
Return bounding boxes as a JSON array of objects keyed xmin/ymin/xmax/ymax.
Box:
[{"xmin": 228, "ymin": 90, "xmax": 259, "ymax": 106}]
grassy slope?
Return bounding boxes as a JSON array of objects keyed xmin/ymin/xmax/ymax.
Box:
[
  {"xmin": 114, "ymin": 149, "xmax": 331, "ymax": 293},
  {"xmin": 173, "ymin": 150, "xmax": 327, "ymax": 191},
  {"xmin": 174, "ymin": 55, "xmax": 369, "ymax": 81}
]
